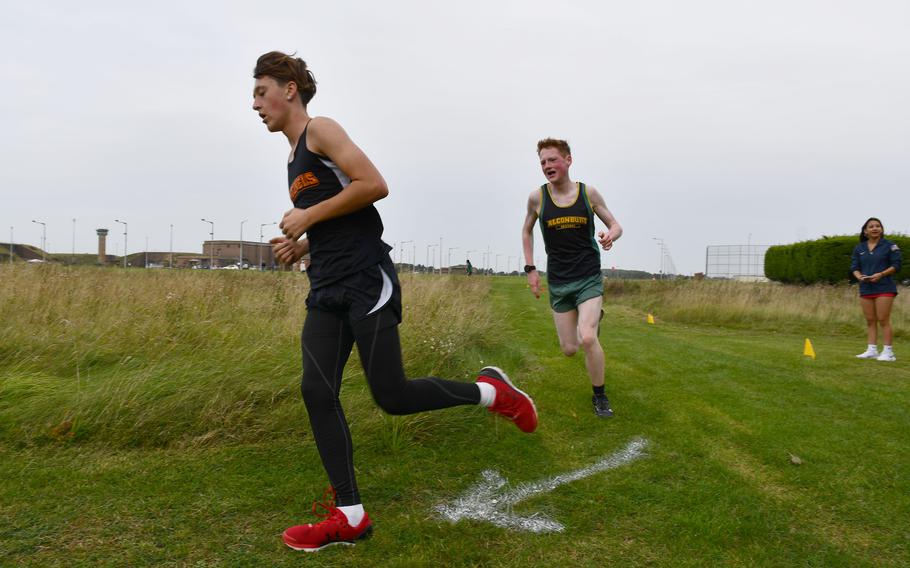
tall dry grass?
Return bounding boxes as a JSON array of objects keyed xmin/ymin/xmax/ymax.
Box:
[
  {"xmin": 0, "ymin": 265, "xmax": 495, "ymax": 448},
  {"xmin": 604, "ymin": 278, "xmax": 908, "ymax": 337}
]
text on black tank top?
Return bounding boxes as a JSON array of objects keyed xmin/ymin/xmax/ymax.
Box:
[
  {"xmin": 538, "ymin": 182, "xmax": 601, "ymax": 284},
  {"xmin": 287, "ymin": 122, "xmax": 388, "ymax": 287}
]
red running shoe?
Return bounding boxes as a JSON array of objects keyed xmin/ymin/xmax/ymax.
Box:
[
  {"xmin": 477, "ymin": 366, "xmax": 538, "ymax": 433},
  {"xmin": 283, "ymin": 488, "xmax": 373, "ymax": 552}
]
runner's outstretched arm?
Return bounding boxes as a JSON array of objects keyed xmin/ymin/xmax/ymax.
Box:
[{"xmin": 522, "ymin": 190, "xmax": 542, "ymax": 298}]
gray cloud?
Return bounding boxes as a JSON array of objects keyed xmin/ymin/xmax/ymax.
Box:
[{"xmin": 2, "ymin": 0, "xmax": 907, "ymax": 273}]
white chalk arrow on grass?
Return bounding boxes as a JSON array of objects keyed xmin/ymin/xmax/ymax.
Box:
[{"xmin": 435, "ymin": 437, "xmax": 649, "ymax": 533}]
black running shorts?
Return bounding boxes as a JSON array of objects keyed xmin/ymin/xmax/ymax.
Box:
[{"xmin": 305, "ymin": 255, "xmax": 402, "ymax": 334}]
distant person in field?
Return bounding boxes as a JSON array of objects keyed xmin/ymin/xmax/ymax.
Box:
[
  {"xmin": 852, "ymin": 217, "xmax": 902, "ymax": 361},
  {"xmin": 520, "ymin": 138, "xmax": 623, "ymax": 418},
  {"xmin": 466, "ymin": 258, "xmax": 473, "ymax": 276},
  {"xmin": 253, "ymin": 51, "xmax": 538, "ymax": 553}
]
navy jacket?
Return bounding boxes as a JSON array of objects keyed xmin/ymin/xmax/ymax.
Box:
[{"xmin": 851, "ymin": 238, "xmax": 902, "ymax": 295}]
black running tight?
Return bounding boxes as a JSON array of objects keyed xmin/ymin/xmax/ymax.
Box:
[{"xmin": 300, "ymin": 308, "xmax": 480, "ymax": 506}]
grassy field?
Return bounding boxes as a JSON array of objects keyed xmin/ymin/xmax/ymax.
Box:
[
  {"xmin": 603, "ymin": 278, "xmax": 909, "ymax": 337},
  {"xmin": 1, "ymin": 267, "xmax": 908, "ymax": 566}
]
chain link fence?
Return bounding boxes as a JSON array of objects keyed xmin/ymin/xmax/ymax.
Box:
[{"xmin": 705, "ymin": 245, "xmax": 771, "ymax": 279}]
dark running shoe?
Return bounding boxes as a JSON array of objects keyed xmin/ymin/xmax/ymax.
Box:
[
  {"xmin": 283, "ymin": 488, "xmax": 373, "ymax": 552},
  {"xmin": 593, "ymin": 395, "xmax": 614, "ymax": 418},
  {"xmin": 477, "ymin": 366, "xmax": 538, "ymax": 433}
]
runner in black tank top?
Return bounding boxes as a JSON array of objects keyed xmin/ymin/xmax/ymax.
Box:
[
  {"xmin": 537, "ymin": 181, "xmax": 602, "ymax": 284},
  {"xmin": 288, "ymin": 120, "xmax": 388, "ymax": 288},
  {"xmin": 252, "ymin": 51, "xmax": 538, "ymax": 553},
  {"xmin": 521, "ymin": 138, "xmax": 623, "ymax": 419}
]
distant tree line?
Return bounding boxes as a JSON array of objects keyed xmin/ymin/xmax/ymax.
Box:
[{"xmin": 602, "ymin": 268, "xmax": 659, "ymax": 280}]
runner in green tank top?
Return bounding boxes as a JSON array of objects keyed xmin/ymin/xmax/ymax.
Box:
[{"xmin": 521, "ymin": 138, "xmax": 623, "ymax": 418}]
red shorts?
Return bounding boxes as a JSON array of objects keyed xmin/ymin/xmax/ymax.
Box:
[{"xmin": 861, "ymin": 293, "xmax": 897, "ymax": 299}]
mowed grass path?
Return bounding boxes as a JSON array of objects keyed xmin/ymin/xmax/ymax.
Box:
[{"xmin": 2, "ymin": 276, "xmax": 909, "ymax": 567}]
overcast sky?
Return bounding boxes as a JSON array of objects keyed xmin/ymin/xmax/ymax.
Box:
[{"xmin": 2, "ymin": 0, "xmax": 908, "ymax": 274}]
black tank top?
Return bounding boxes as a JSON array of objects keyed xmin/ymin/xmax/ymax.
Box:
[
  {"xmin": 538, "ymin": 182, "xmax": 601, "ymax": 284},
  {"xmin": 287, "ymin": 122, "xmax": 389, "ymax": 287}
]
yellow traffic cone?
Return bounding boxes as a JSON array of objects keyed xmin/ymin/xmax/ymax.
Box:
[
  {"xmin": 803, "ymin": 338, "xmax": 816, "ymax": 359},
  {"xmin": 647, "ymin": 314, "xmax": 655, "ymax": 325}
]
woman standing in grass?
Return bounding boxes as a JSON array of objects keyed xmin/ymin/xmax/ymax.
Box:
[
  {"xmin": 852, "ymin": 217, "xmax": 902, "ymax": 361},
  {"xmin": 252, "ymin": 51, "xmax": 537, "ymax": 553}
]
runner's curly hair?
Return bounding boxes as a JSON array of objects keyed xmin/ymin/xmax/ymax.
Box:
[
  {"xmin": 254, "ymin": 51, "xmax": 317, "ymax": 105},
  {"xmin": 536, "ymin": 138, "xmax": 571, "ymax": 157}
]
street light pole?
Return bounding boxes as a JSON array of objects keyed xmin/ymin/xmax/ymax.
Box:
[
  {"xmin": 426, "ymin": 244, "xmax": 438, "ymax": 273},
  {"xmin": 201, "ymin": 218, "xmax": 214, "ymax": 268},
  {"xmin": 31, "ymin": 220, "xmax": 47, "ymax": 261},
  {"xmin": 447, "ymin": 247, "xmax": 459, "ymax": 273},
  {"xmin": 400, "ymin": 240, "xmax": 413, "ymax": 270},
  {"xmin": 239, "ymin": 219, "xmax": 247, "ymax": 269},
  {"xmin": 114, "ymin": 219, "xmax": 127, "ymax": 267},
  {"xmin": 652, "ymin": 237, "xmax": 665, "ymax": 280},
  {"xmin": 169, "ymin": 224, "xmax": 174, "ymax": 268},
  {"xmin": 260, "ymin": 222, "xmax": 277, "ymax": 270}
]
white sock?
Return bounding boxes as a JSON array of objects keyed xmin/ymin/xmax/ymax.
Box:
[
  {"xmin": 868, "ymin": 344, "xmax": 879, "ymax": 352},
  {"xmin": 477, "ymin": 382, "xmax": 496, "ymax": 407},
  {"xmin": 882, "ymin": 345, "xmax": 893, "ymax": 353},
  {"xmin": 338, "ymin": 504, "xmax": 365, "ymax": 527}
]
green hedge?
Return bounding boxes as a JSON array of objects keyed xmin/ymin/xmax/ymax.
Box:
[{"xmin": 765, "ymin": 235, "xmax": 908, "ymax": 284}]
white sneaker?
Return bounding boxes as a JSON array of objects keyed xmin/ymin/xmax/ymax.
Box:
[
  {"xmin": 856, "ymin": 348, "xmax": 879, "ymax": 359},
  {"xmin": 876, "ymin": 351, "xmax": 896, "ymax": 362}
]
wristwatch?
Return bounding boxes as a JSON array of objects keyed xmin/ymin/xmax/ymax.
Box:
[{"xmin": 523, "ymin": 265, "xmax": 537, "ymax": 273}]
